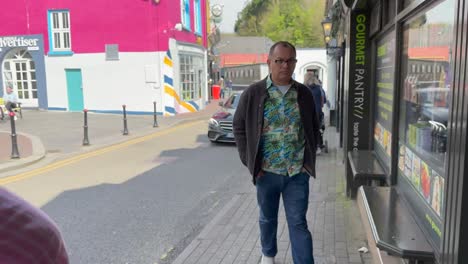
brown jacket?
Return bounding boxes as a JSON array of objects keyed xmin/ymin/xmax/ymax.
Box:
[{"xmin": 233, "ymin": 77, "xmax": 320, "ymax": 184}]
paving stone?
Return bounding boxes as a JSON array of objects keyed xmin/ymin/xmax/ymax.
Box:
[
  {"xmin": 172, "ymin": 130, "xmax": 372, "ymax": 264},
  {"xmin": 348, "ymin": 253, "xmax": 362, "ymax": 263},
  {"xmin": 336, "ymin": 257, "xmax": 350, "ymax": 264}
]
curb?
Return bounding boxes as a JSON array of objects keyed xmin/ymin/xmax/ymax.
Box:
[{"xmin": 0, "ymin": 132, "xmax": 46, "ymax": 174}]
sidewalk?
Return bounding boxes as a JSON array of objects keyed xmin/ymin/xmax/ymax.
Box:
[
  {"xmin": 0, "ymin": 100, "xmax": 222, "ymax": 174},
  {"xmin": 172, "ymin": 130, "xmax": 373, "ymax": 264}
]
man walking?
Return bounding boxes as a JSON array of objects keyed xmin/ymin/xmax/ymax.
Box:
[
  {"xmin": 219, "ymin": 75, "xmax": 225, "ymax": 99},
  {"xmin": 233, "ymin": 41, "xmax": 320, "ymax": 264}
]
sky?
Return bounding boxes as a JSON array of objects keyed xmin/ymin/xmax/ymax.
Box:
[{"xmin": 210, "ymin": 0, "xmax": 250, "ymax": 33}]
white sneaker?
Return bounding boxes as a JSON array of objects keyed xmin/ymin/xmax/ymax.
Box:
[{"xmin": 261, "ymin": 255, "xmax": 275, "ymax": 264}]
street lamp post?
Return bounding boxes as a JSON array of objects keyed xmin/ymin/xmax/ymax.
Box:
[
  {"xmin": 321, "ymin": 17, "xmax": 342, "ymax": 56},
  {"xmin": 321, "ymin": 17, "xmax": 332, "ymax": 41},
  {"xmin": 208, "ymin": 4, "xmax": 223, "ymax": 102},
  {"xmin": 321, "ymin": 17, "xmax": 341, "ymax": 128}
]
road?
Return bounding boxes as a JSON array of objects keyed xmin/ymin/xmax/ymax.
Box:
[{"xmin": 2, "ymin": 120, "xmax": 252, "ymax": 264}]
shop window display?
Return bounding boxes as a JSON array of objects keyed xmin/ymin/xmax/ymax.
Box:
[
  {"xmin": 398, "ymin": 0, "xmax": 454, "ymax": 246},
  {"xmin": 374, "ymin": 32, "xmax": 395, "ymax": 172}
]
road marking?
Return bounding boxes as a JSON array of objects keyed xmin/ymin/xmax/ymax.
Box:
[{"xmin": 0, "ymin": 120, "xmax": 205, "ymax": 185}]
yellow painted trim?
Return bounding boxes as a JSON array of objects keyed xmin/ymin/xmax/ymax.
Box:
[
  {"xmin": 164, "ymin": 56, "xmax": 173, "ymax": 67},
  {"xmin": 164, "ymin": 86, "xmax": 197, "ymax": 112}
]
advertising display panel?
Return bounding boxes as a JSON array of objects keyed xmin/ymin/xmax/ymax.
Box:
[
  {"xmin": 397, "ymin": 0, "xmax": 455, "ymax": 248},
  {"xmin": 374, "ymin": 32, "xmax": 395, "ymax": 172}
]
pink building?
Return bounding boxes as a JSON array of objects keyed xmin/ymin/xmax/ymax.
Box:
[{"xmin": 0, "ymin": 0, "xmax": 209, "ymax": 114}]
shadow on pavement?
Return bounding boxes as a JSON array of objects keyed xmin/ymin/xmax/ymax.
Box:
[{"xmin": 40, "ymin": 137, "xmax": 248, "ymax": 264}]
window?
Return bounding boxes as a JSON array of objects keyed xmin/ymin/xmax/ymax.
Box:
[
  {"xmin": 374, "ymin": 32, "xmax": 395, "ymax": 172},
  {"xmin": 180, "ymin": 54, "xmax": 203, "ymax": 101},
  {"xmin": 181, "ymin": 0, "xmax": 191, "ymax": 30},
  {"xmin": 398, "ymin": 0, "xmax": 454, "ymax": 246},
  {"xmin": 3, "ymin": 49, "xmax": 38, "ymax": 102},
  {"xmin": 223, "ymin": 93, "xmax": 241, "ymax": 109},
  {"xmin": 194, "ymin": 0, "xmax": 202, "ymax": 35},
  {"xmin": 48, "ymin": 10, "xmax": 72, "ymax": 55}
]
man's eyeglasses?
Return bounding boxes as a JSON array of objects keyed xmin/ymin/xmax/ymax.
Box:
[{"xmin": 274, "ymin": 58, "xmax": 297, "ymax": 65}]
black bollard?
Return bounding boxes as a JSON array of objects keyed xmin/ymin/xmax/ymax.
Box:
[
  {"xmin": 82, "ymin": 109, "xmax": 90, "ymax": 146},
  {"xmin": 153, "ymin": 101, "xmax": 159, "ymax": 127},
  {"xmin": 9, "ymin": 112, "xmax": 20, "ymax": 159},
  {"xmin": 122, "ymin": 104, "xmax": 129, "ymax": 135}
]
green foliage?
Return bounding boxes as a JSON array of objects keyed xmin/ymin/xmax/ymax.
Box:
[
  {"xmin": 234, "ymin": 0, "xmax": 269, "ymax": 35},
  {"xmin": 235, "ymin": 0, "xmax": 325, "ymax": 48},
  {"xmin": 330, "ymin": 1, "xmax": 343, "ymax": 38}
]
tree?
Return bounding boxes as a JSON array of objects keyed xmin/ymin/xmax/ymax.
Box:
[
  {"xmin": 234, "ymin": 0, "xmax": 269, "ymax": 35},
  {"xmin": 235, "ymin": 0, "xmax": 325, "ymax": 48}
]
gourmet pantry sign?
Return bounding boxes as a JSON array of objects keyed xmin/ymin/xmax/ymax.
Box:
[{"xmin": 348, "ymin": 11, "xmax": 371, "ymax": 151}]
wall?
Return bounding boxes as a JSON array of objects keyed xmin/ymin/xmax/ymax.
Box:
[
  {"xmin": 45, "ymin": 51, "xmax": 165, "ymax": 113},
  {"xmin": 0, "ymin": 1, "xmax": 209, "ymax": 113},
  {"xmin": 295, "ymin": 49, "xmax": 328, "ymax": 89},
  {"xmin": 0, "ymin": 0, "xmax": 207, "ymax": 53}
]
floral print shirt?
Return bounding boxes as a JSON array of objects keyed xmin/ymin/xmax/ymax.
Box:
[{"xmin": 260, "ymin": 76, "xmax": 305, "ymax": 176}]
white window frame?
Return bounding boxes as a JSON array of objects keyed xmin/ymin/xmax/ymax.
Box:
[
  {"xmin": 49, "ymin": 10, "xmax": 72, "ymax": 52},
  {"xmin": 180, "ymin": 54, "xmax": 203, "ymax": 101},
  {"xmin": 2, "ymin": 49, "xmax": 38, "ymax": 106}
]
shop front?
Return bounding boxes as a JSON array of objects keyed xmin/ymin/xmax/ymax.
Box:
[
  {"xmin": 163, "ymin": 39, "xmax": 207, "ymax": 115},
  {"xmin": 0, "ymin": 35, "xmax": 47, "ymax": 109},
  {"xmin": 328, "ymin": 0, "xmax": 468, "ymax": 262}
]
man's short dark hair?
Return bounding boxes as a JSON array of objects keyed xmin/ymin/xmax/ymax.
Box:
[{"xmin": 268, "ymin": 41, "xmax": 296, "ymax": 57}]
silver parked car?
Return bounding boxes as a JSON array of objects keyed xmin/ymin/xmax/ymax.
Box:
[{"xmin": 207, "ymin": 91, "xmax": 242, "ymax": 143}]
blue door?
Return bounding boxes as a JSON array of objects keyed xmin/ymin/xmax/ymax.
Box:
[{"xmin": 65, "ymin": 69, "xmax": 84, "ymax": 111}]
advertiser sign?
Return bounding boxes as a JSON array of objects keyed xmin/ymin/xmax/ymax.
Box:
[
  {"xmin": 0, "ymin": 36, "xmax": 40, "ymax": 52},
  {"xmin": 347, "ymin": 10, "xmax": 371, "ymax": 151}
]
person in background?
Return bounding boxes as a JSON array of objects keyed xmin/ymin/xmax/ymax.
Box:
[
  {"xmin": 305, "ymin": 73, "xmax": 325, "ymax": 154},
  {"xmin": 3, "ymin": 85, "xmax": 18, "ymax": 113},
  {"xmin": 226, "ymin": 78, "xmax": 233, "ymax": 97},
  {"xmin": 219, "ymin": 75, "xmax": 225, "ymax": 99},
  {"xmin": 317, "ymin": 78, "xmax": 329, "ymax": 108},
  {"xmin": 0, "ymin": 187, "xmax": 69, "ymax": 264},
  {"xmin": 233, "ymin": 41, "xmax": 319, "ymax": 264}
]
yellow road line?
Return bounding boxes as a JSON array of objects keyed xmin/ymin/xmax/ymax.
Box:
[{"xmin": 0, "ymin": 120, "xmax": 204, "ymax": 185}]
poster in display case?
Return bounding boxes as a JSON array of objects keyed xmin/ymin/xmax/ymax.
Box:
[
  {"xmin": 374, "ymin": 32, "xmax": 395, "ymax": 170},
  {"xmin": 398, "ymin": 143, "xmax": 445, "ymax": 218}
]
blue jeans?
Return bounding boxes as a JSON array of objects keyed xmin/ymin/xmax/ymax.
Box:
[
  {"xmin": 256, "ymin": 171, "xmax": 314, "ymax": 264},
  {"xmin": 220, "ymin": 89, "xmax": 225, "ymax": 98}
]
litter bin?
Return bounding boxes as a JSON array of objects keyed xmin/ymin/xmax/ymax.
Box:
[{"xmin": 212, "ymin": 85, "xmax": 221, "ymax": 99}]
